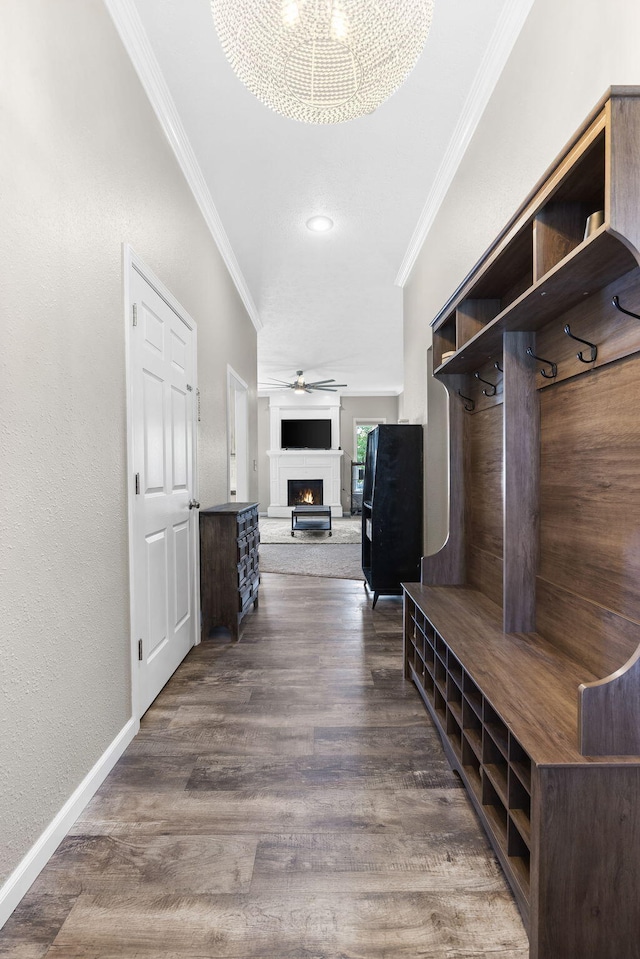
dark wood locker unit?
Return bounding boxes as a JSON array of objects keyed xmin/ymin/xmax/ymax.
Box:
[
  {"xmin": 200, "ymin": 502, "xmax": 259, "ymax": 642},
  {"xmin": 361, "ymin": 424, "xmax": 423, "ymax": 607},
  {"xmin": 408, "ymin": 89, "xmax": 640, "ymax": 959}
]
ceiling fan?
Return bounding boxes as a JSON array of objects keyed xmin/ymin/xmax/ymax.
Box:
[{"xmin": 261, "ymin": 370, "xmax": 348, "ymax": 394}]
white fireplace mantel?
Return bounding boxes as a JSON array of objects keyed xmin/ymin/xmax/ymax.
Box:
[{"xmin": 266, "ymin": 393, "xmax": 344, "ymax": 518}]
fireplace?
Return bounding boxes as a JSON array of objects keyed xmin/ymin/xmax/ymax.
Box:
[{"xmin": 288, "ymin": 479, "xmax": 323, "ymax": 506}]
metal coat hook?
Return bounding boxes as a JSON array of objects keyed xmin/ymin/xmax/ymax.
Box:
[
  {"xmin": 457, "ymin": 390, "xmax": 475, "ymax": 412},
  {"xmin": 474, "ymin": 371, "xmax": 497, "ymax": 396},
  {"xmin": 494, "ymin": 361, "xmax": 503, "ymax": 373},
  {"xmin": 526, "ymin": 347, "xmax": 557, "ymax": 379},
  {"xmin": 612, "ymin": 295, "xmax": 640, "ymax": 321},
  {"xmin": 564, "ymin": 324, "xmax": 597, "ymax": 363}
]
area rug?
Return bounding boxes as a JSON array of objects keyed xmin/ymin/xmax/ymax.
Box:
[
  {"xmin": 259, "ymin": 515, "xmax": 361, "ymax": 544},
  {"xmin": 259, "ymin": 543, "xmax": 363, "ymax": 580}
]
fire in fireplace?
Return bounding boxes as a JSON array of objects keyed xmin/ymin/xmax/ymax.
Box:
[{"xmin": 288, "ymin": 479, "xmax": 323, "ymax": 506}]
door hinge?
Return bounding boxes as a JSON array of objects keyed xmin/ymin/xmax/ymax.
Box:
[
  {"xmin": 186, "ymin": 383, "xmax": 193, "ymax": 392},
  {"xmin": 132, "ymin": 303, "xmax": 138, "ymax": 326},
  {"xmin": 138, "ymin": 638, "xmax": 143, "ymax": 661},
  {"xmin": 135, "ymin": 472, "xmax": 140, "ymax": 494},
  {"xmin": 196, "ymin": 388, "xmax": 201, "ymax": 422}
]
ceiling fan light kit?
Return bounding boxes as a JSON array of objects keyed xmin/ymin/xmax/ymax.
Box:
[{"xmin": 210, "ymin": 0, "xmax": 435, "ymax": 124}]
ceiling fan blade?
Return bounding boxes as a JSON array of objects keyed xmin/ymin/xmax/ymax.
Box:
[
  {"xmin": 310, "ymin": 386, "xmax": 338, "ymax": 392},
  {"xmin": 313, "ymin": 383, "xmax": 347, "ymax": 390},
  {"xmin": 306, "ymin": 379, "xmax": 336, "ymax": 386},
  {"xmin": 266, "ymin": 377, "xmax": 297, "ymax": 385}
]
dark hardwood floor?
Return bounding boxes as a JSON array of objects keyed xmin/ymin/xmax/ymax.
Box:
[{"xmin": 0, "ymin": 573, "xmax": 527, "ymax": 958}]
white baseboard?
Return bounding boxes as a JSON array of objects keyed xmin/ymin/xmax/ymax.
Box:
[{"xmin": 0, "ymin": 716, "xmax": 139, "ymax": 929}]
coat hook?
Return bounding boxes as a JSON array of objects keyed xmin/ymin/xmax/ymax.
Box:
[
  {"xmin": 526, "ymin": 347, "xmax": 557, "ymax": 379},
  {"xmin": 474, "ymin": 371, "xmax": 497, "ymax": 396},
  {"xmin": 612, "ymin": 295, "xmax": 640, "ymax": 321},
  {"xmin": 457, "ymin": 390, "xmax": 475, "ymax": 412},
  {"xmin": 564, "ymin": 324, "xmax": 597, "ymax": 363},
  {"xmin": 494, "ymin": 361, "xmax": 503, "ymax": 373}
]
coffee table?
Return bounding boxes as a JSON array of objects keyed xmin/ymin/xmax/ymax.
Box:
[{"xmin": 291, "ymin": 505, "xmax": 332, "ymax": 536}]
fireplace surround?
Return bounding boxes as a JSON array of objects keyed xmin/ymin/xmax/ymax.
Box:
[{"xmin": 266, "ymin": 393, "xmax": 343, "ymax": 518}]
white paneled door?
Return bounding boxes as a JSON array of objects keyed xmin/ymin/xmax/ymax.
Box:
[{"xmin": 129, "ymin": 262, "xmax": 198, "ymax": 715}]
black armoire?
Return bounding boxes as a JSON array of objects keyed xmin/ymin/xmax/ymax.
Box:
[{"xmin": 361, "ymin": 424, "xmax": 423, "ymax": 607}]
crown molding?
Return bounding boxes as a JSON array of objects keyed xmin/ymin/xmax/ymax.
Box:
[
  {"xmin": 103, "ymin": 0, "xmax": 262, "ymax": 331},
  {"xmin": 340, "ymin": 389, "xmax": 402, "ymax": 397},
  {"xmin": 395, "ymin": 0, "xmax": 535, "ymax": 287}
]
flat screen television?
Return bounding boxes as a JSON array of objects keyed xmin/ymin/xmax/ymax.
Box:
[{"xmin": 281, "ymin": 418, "xmax": 332, "ymax": 450}]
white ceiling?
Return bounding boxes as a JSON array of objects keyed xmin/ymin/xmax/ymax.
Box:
[{"xmin": 129, "ymin": 0, "xmax": 521, "ymax": 394}]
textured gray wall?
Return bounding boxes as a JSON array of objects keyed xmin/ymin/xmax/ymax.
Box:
[{"xmin": 0, "ymin": 0, "xmax": 257, "ymax": 889}]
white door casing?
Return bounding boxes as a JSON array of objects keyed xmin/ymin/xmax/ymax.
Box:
[
  {"xmin": 125, "ymin": 248, "xmax": 199, "ymax": 717},
  {"xmin": 227, "ymin": 366, "xmax": 249, "ymax": 502}
]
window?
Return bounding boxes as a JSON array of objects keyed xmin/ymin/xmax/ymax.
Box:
[{"xmin": 354, "ymin": 419, "xmax": 386, "ymax": 463}]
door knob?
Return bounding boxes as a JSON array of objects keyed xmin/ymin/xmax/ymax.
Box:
[{"xmin": 188, "ymin": 499, "xmax": 200, "ymax": 509}]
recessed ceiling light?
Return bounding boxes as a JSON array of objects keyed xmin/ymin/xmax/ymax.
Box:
[{"xmin": 306, "ymin": 215, "xmax": 334, "ymax": 233}]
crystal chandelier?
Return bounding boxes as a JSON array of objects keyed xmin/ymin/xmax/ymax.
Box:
[{"xmin": 210, "ymin": 0, "xmax": 434, "ymax": 124}]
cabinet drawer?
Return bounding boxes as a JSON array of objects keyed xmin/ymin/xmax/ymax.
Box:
[
  {"xmin": 238, "ymin": 582, "xmax": 254, "ymax": 612},
  {"xmin": 237, "ymin": 509, "xmax": 258, "ymax": 537},
  {"xmin": 237, "ymin": 560, "xmax": 249, "ymax": 588},
  {"xmin": 240, "ymin": 554, "xmax": 258, "ymax": 583},
  {"xmin": 237, "ymin": 535, "xmax": 250, "ymax": 560}
]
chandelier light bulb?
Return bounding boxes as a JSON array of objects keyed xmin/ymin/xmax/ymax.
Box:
[
  {"xmin": 210, "ymin": 0, "xmax": 435, "ymax": 124},
  {"xmin": 282, "ymin": 2, "xmax": 300, "ymax": 28}
]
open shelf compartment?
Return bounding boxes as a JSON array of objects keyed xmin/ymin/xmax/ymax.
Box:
[{"xmin": 431, "ymin": 102, "xmax": 638, "ymax": 376}]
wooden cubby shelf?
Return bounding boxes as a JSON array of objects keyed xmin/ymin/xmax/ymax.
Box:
[
  {"xmin": 408, "ymin": 89, "xmax": 640, "ymax": 959},
  {"xmin": 432, "ymin": 90, "xmax": 640, "ymax": 377}
]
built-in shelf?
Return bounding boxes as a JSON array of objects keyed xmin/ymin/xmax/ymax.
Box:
[
  {"xmin": 434, "ymin": 230, "xmax": 636, "ymax": 374},
  {"xmin": 432, "ymin": 94, "xmax": 639, "ymax": 376}
]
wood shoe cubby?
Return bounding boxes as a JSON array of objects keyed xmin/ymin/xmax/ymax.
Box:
[
  {"xmin": 404, "ymin": 583, "xmax": 640, "ymax": 959},
  {"xmin": 407, "ymin": 89, "xmax": 640, "ymax": 959},
  {"xmin": 405, "ymin": 589, "xmax": 544, "ymax": 921}
]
